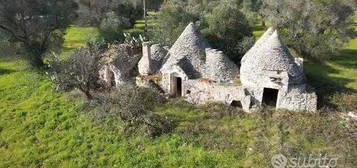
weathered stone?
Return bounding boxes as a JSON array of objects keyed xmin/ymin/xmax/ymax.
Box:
[
  {"xmin": 160, "ymin": 22, "xmax": 209, "ymax": 79},
  {"xmin": 135, "ymin": 23, "xmax": 318, "ymax": 112},
  {"xmin": 204, "ymin": 48, "xmax": 239, "ymax": 83},
  {"xmin": 99, "ymin": 43, "xmax": 141, "ymax": 87},
  {"xmin": 150, "ymin": 44, "xmax": 169, "ymax": 73}
]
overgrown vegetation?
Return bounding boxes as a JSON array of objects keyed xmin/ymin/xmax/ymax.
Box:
[{"xmin": 91, "ymin": 85, "xmax": 174, "ymax": 137}]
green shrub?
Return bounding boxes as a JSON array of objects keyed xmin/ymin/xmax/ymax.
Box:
[
  {"xmin": 91, "ymin": 85, "xmax": 174, "ymax": 137},
  {"xmin": 201, "ymin": 102, "xmax": 244, "ymax": 119}
]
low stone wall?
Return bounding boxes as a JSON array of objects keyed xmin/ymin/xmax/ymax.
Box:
[{"xmin": 183, "ymin": 79, "xmax": 252, "ymax": 111}]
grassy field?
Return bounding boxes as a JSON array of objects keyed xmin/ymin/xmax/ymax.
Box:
[
  {"xmin": 0, "ymin": 17, "xmax": 356, "ymax": 167},
  {"xmin": 305, "ymin": 27, "xmax": 357, "ymax": 91},
  {"xmin": 61, "ymin": 26, "xmax": 101, "ymax": 58},
  {"xmin": 125, "ymin": 11, "xmax": 158, "ymax": 35}
]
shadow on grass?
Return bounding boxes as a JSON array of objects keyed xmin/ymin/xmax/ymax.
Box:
[
  {"xmin": 253, "ymin": 24, "xmax": 265, "ymax": 32},
  {"xmin": 0, "ymin": 45, "xmax": 27, "ymax": 63},
  {"xmin": 305, "ymin": 62, "xmax": 356, "ymax": 109},
  {"xmin": 0, "ymin": 68, "xmax": 15, "ymax": 75},
  {"xmin": 61, "ymin": 46, "xmax": 77, "ymax": 53},
  {"xmin": 331, "ymin": 49, "xmax": 357, "ymax": 69}
]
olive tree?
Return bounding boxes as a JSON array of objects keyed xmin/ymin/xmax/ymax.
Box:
[
  {"xmin": 150, "ymin": 0, "xmax": 199, "ymax": 45},
  {"xmin": 261, "ymin": 0, "xmax": 356, "ymax": 60},
  {"xmin": 0, "ymin": 0, "xmax": 78, "ymax": 67},
  {"xmin": 99, "ymin": 11, "xmax": 131, "ymax": 42},
  {"xmin": 49, "ymin": 43, "xmax": 104, "ymax": 100},
  {"xmin": 77, "ymin": 0, "xmax": 143, "ymax": 26},
  {"xmin": 150, "ymin": 0, "xmax": 254, "ymax": 63},
  {"xmin": 206, "ymin": 1, "xmax": 254, "ymax": 63}
]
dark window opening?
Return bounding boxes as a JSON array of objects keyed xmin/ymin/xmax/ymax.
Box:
[
  {"xmin": 186, "ymin": 90, "xmax": 191, "ymax": 94},
  {"xmin": 176, "ymin": 77, "xmax": 182, "ymax": 97},
  {"xmin": 109, "ymin": 71, "xmax": 116, "ymax": 87},
  {"xmin": 249, "ymin": 100, "xmax": 253, "ymax": 108},
  {"xmin": 230, "ymin": 100, "xmax": 242, "ymax": 108},
  {"xmin": 262, "ymin": 88, "xmax": 279, "ymax": 107}
]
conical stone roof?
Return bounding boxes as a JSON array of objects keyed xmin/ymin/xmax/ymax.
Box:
[
  {"xmin": 240, "ymin": 27, "xmax": 275, "ymax": 65},
  {"xmin": 260, "ymin": 30, "xmax": 294, "ymax": 71},
  {"xmin": 204, "ymin": 48, "xmax": 238, "ymax": 82},
  {"xmin": 160, "ymin": 22, "xmax": 210, "ymax": 79},
  {"xmin": 240, "ymin": 28, "xmax": 305, "ymax": 86}
]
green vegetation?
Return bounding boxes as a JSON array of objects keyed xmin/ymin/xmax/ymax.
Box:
[
  {"xmin": 0, "ymin": 0, "xmax": 78, "ymax": 67},
  {"xmin": 252, "ymin": 20, "xmax": 357, "ymax": 91},
  {"xmin": 125, "ymin": 12, "xmax": 159, "ymax": 36},
  {"xmin": 304, "ymin": 18, "xmax": 357, "ymax": 92},
  {"xmin": 61, "ymin": 26, "xmax": 101, "ymax": 57},
  {"xmin": 261, "ymin": 0, "xmax": 355, "ymax": 60}
]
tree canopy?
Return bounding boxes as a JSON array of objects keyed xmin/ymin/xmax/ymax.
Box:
[
  {"xmin": 0, "ymin": 0, "xmax": 78, "ymax": 67},
  {"xmin": 261, "ymin": 0, "xmax": 356, "ymax": 60},
  {"xmin": 150, "ymin": 0, "xmax": 254, "ymax": 63}
]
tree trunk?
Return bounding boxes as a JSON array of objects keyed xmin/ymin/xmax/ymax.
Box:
[
  {"xmin": 30, "ymin": 56, "xmax": 45, "ymax": 68},
  {"xmin": 25, "ymin": 43, "xmax": 45, "ymax": 68},
  {"xmin": 83, "ymin": 90, "xmax": 93, "ymax": 100},
  {"xmin": 143, "ymin": 0, "xmax": 147, "ymax": 32}
]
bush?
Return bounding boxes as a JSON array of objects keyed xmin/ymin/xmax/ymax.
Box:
[
  {"xmin": 99, "ymin": 12, "xmax": 131, "ymax": 42},
  {"xmin": 201, "ymin": 102, "xmax": 244, "ymax": 119},
  {"xmin": 92, "ymin": 85, "xmax": 174, "ymax": 137}
]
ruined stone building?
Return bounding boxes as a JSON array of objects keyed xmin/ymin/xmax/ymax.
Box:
[
  {"xmin": 135, "ymin": 23, "xmax": 317, "ymax": 112},
  {"xmin": 99, "ymin": 43, "xmax": 141, "ymax": 87}
]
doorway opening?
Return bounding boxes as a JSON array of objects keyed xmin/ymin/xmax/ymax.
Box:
[
  {"xmin": 262, "ymin": 88, "xmax": 279, "ymax": 107},
  {"xmin": 108, "ymin": 70, "xmax": 116, "ymax": 87},
  {"xmin": 230, "ymin": 100, "xmax": 242, "ymax": 108},
  {"xmin": 171, "ymin": 76, "xmax": 182, "ymax": 97}
]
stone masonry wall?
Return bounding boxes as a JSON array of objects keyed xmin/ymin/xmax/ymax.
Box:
[
  {"xmin": 183, "ymin": 80, "xmax": 252, "ymax": 111},
  {"xmin": 277, "ymin": 85, "xmax": 317, "ymax": 112}
]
